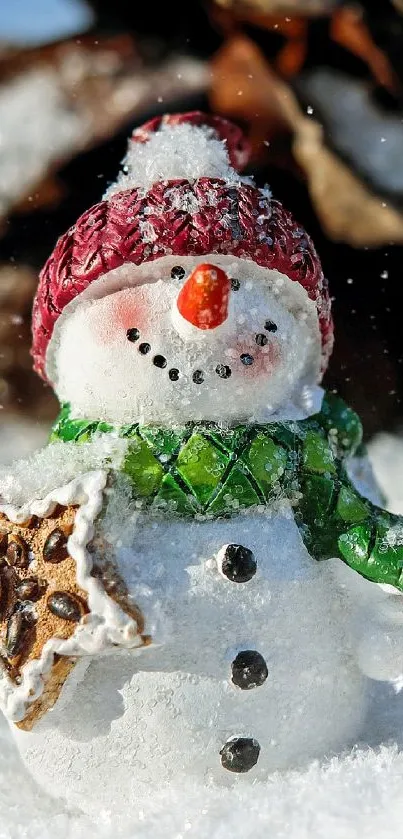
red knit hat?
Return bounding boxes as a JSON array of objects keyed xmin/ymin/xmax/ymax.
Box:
[{"xmin": 32, "ymin": 111, "xmax": 333, "ymax": 383}]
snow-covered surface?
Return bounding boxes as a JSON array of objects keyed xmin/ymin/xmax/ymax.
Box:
[
  {"xmin": 369, "ymin": 432, "xmax": 403, "ymax": 515},
  {"xmin": 0, "ymin": 435, "xmax": 129, "ymax": 506},
  {"xmin": 104, "ymin": 123, "xmax": 253, "ymax": 198},
  {"xmin": 13, "ymin": 506, "xmax": 366, "ymax": 813},
  {"xmin": 0, "ymin": 417, "xmax": 49, "ymax": 465},
  {"xmin": 0, "ymin": 56, "xmax": 207, "ymax": 220},
  {"xmin": 1, "ymin": 427, "xmax": 403, "ymax": 836},
  {"xmin": 0, "ymin": 70, "xmax": 87, "ymax": 219},
  {"xmin": 3, "ymin": 716, "xmax": 403, "ymax": 838},
  {"xmin": 298, "ymin": 70, "xmax": 403, "ymax": 198}
]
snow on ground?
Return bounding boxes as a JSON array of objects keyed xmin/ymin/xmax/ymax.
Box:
[
  {"xmin": 1, "ymin": 425, "xmax": 403, "ymax": 837},
  {"xmin": 3, "ymin": 716, "xmax": 403, "ymax": 839},
  {"xmin": 0, "ymin": 417, "xmax": 49, "ymax": 466},
  {"xmin": 368, "ymin": 432, "xmax": 403, "ymax": 516},
  {"xmin": 0, "ymin": 69, "xmax": 87, "ymax": 221}
]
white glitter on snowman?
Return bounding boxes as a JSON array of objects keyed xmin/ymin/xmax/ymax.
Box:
[{"xmin": 2, "ymin": 112, "xmax": 403, "ymax": 816}]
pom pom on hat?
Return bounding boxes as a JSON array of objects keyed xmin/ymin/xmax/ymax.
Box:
[
  {"xmin": 104, "ymin": 111, "xmax": 252, "ymax": 198},
  {"xmin": 32, "ymin": 111, "xmax": 333, "ymax": 383},
  {"xmin": 130, "ymin": 111, "xmax": 251, "ymax": 170}
]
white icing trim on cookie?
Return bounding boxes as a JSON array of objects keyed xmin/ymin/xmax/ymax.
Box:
[{"xmin": 0, "ymin": 471, "xmax": 144, "ymax": 723}]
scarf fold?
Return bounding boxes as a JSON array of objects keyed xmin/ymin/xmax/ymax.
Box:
[{"xmin": 51, "ymin": 394, "xmax": 403, "ymax": 591}]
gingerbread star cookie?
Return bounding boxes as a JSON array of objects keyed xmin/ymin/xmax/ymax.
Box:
[{"xmin": 0, "ymin": 471, "xmax": 147, "ymax": 730}]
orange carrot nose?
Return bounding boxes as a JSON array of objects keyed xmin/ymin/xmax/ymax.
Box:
[{"xmin": 176, "ymin": 264, "xmax": 231, "ymax": 329}]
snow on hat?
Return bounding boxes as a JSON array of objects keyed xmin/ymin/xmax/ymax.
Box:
[{"xmin": 32, "ymin": 111, "xmax": 333, "ymax": 383}]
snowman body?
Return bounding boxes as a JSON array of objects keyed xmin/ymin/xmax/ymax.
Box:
[
  {"xmin": 12, "ymin": 505, "xmax": 366, "ymax": 813},
  {"xmin": 4, "ymin": 112, "xmax": 401, "ymax": 817}
]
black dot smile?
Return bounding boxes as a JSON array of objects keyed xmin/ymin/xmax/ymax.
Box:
[
  {"xmin": 132, "ymin": 335, "xmax": 203, "ymax": 386},
  {"xmin": 216, "ymin": 364, "xmax": 232, "ymax": 379},
  {"xmin": 240, "ymin": 353, "xmax": 254, "ymax": 366},
  {"xmin": 126, "ymin": 327, "xmax": 140, "ymax": 342},
  {"xmin": 264, "ymin": 319, "xmax": 277, "ymax": 333},
  {"xmin": 153, "ymin": 354, "xmax": 167, "ymax": 368}
]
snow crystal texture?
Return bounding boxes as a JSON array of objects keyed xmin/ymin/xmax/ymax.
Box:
[
  {"xmin": 0, "ymin": 70, "xmax": 85, "ymax": 219},
  {"xmin": 50, "ymin": 255, "xmax": 321, "ymax": 425},
  {"xmin": 104, "ymin": 123, "xmax": 253, "ymax": 198},
  {"xmin": 1, "ymin": 432, "xmax": 403, "ymax": 836},
  {"xmin": 12, "ymin": 508, "xmax": 366, "ymax": 812}
]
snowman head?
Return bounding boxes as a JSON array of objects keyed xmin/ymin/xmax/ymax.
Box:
[{"xmin": 32, "ymin": 112, "xmax": 333, "ymax": 426}]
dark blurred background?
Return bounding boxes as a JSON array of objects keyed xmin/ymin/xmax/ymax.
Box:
[{"xmin": 1, "ymin": 0, "xmax": 403, "ymax": 442}]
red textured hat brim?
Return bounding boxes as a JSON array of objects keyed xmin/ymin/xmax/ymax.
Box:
[{"xmin": 32, "ymin": 179, "xmax": 333, "ymax": 383}]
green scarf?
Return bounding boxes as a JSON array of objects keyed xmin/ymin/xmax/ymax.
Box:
[{"xmin": 51, "ymin": 394, "xmax": 403, "ymax": 591}]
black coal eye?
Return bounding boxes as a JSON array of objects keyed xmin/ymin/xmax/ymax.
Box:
[
  {"xmin": 153, "ymin": 355, "xmax": 167, "ymax": 368},
  {"xmin": 127, "ymin": 328, "xmax": 140, "ymax": 342},
  {"xmin": 240, "ymin": 353, "xmax": 254, "ymax": 366},
  {"xmin": 169, "ymin": 368, "xmax": 180, "ymax": 381},
  {"xmin": 264, "ymin": 320, "xmax": 277, "ymax": 333},
  {"xmin": 216, "ymin": 364, "xmax": 232, "ymax": 379},
  {"xmin": 171, "ymin": 265, "xmax": 185, "ymax": 280},
  {"xmin": 138, "ymin": 342, "xmax": 151, "ymax": 355},
  {"xmin": 193, "ymin": 370, "xmax": 204, "ymax": 384},
  {"xmin": 231, "ymin": 278, "xmax": 240, "ymax": 291},
  {"xmin": 255, "ymin": 333, "xmax": 268, "ymax": 346}
]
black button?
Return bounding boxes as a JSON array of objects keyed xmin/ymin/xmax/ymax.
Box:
[
  {"xmin": 219, "ymin": 544, "xmax": 257, "ymax": 583},
  {"xmin": 220, "ymin": 737, "xmax": 260, "ymax": 773},
  {"xmin": 231, "ymin": 650, "xmax": 268, "ymax": 690}
]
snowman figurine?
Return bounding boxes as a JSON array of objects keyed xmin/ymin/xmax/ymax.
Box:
[{"xmin": 2, "ymin": 111, "xmax": 403, "ymax": 815}]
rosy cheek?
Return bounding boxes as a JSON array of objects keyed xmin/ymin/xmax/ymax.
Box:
[
  {"xmin": 90, "ymin": 293, "xmax": 148, "ymax": 346},
  {"xmin": 260, "ymin": 340, "xmax": 281, "ymax": 374},
  {"xmin": 229, "ymin": 339, "xmax": 281, "ymax": 377}
]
